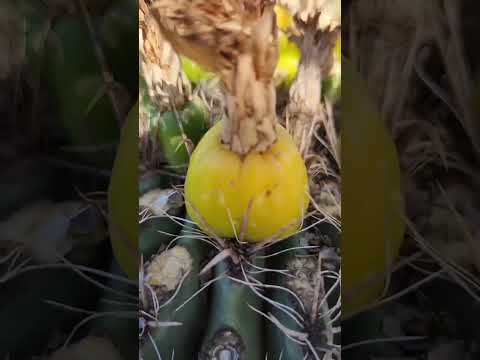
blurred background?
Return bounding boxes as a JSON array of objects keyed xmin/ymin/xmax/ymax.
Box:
[
  {"xmin": 0, "ymin": 0, "xmax": 137, "ymax": 358},
  {"xmin": 343, "ymin": 1, "xmax": 480, "ymax": 359}
]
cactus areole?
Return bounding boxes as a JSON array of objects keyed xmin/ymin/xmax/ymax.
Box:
[{"xmin": 154, "ymin": 2, "xmax": 309, "ymax": 242}]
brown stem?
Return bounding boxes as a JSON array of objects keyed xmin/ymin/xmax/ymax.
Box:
[
  {"xmin": 286, "ymin": 28, "xmax": 338, "ymax": 157},
  {"xmin": 150, "ymin": 0, "xmax": 280, "ymax": 155},
  {"xmin": 221, "ymin": 61, "xmax": 277, "ymax": 154},
  {"xmin": 220, "ymin": 5, "xmax": 280, "ymax": 154}
]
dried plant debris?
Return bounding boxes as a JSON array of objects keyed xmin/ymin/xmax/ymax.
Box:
[
  {"xmin": 146, "ymin": 246, "xmax": 192, "ymax": 294},
  {"xmin": 347, "ymin": 0, "xmax": 480, "ymax": 274},
  {"xmin": 139, "ymin": 188, "xmax": 184, "ymax": 217},
  {"xmin": 288, "ymin": 249, "xmax": 340, "ymax": 356},
  {"xmin": 0, "ymin": 200, "xmax": 104, "ymax": 264},
  {"xmin": 346, "ymin": 0, "xmax": 480, "ymax": 264},
  {"xmin": 276, "ymin": 1, "xmax": 340, "ymax": 225},
  {"xmin": 345, "ymin": 300, "xmax": 480, "ymax": 359},
  {"xmin": 279, "ymin": 0, "xmax": 341, "ymax": 32},
  {"xmin": 148, "ymin": 0, "xmax": 282, "ymax": 154},
  {"xmin": 346, "ymin": 0, "xmax": 476, "ymax": 157},
  {"xmin": 344, "ymin": 0, "xmax": 480, "ymax": 358},
  {"xmin": 286, "ymin": 34, "xmax": 338, "ymax": 161},
  {"xmin": 140, "ymin": 0, "xmax": 191, "ymax": 110},
  {"xmin": 410, "ymin": 180, "xmax": 480, "ymax": 272},
  {"xmin": 195, "ymin": 78, "xmax": 228, "ymax": 125}
]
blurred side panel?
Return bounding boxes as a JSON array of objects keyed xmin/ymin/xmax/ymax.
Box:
[
  {"xmin": 343, "ymin": 0, "xmax": 480, "ymax": 358},
  {"xmin": 0, "ymin": 1, "xmax": 138, "ymax": 359}
]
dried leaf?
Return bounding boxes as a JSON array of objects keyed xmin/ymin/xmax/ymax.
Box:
[
  {"xmin": 139, "ymin": 188, "xmax": 183, "ymax": 215},
  {"xmin": 0, "ymin": 200, "xmax": 85, "ymax": 263}
]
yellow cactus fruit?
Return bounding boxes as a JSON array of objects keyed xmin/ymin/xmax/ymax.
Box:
[
  {"xmin": 275, "ymin": 31, "xmax": 301, "ymax": 88},
  {"xmin": 108, "ymin": 101, "xmax": 138, "ymax": 280},
  {"xmin": 274, "ymin": 4, "xmax": 294, "ymax": 31},
  {"xmin": 342, "ymin": 59, "xmax": 405, "ymax": 317},
  {"xmin": 334, "ymin": 35, "xmax": 341, "ymax": 62},
  {"xmin": 185, "ymin": 121, "xmax": 309, "ymax": 243},
  {"xmin": 154, "ymin": 1, "xmax": 309, "ymax": 243}
]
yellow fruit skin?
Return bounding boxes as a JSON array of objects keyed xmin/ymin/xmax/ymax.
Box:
[
  {"xmin": 274, "ymin": 5, "xmax": 293, "ymax": 31},
  {"xmin": 108, "ymin": 101, "xmax": 139, "ymax": 280},
  {"xmin": 275, "ymin": 32, "xmax": 300, "ymax": 88},
  {"xmin": 342, "ymin": 60, "xmax": 405, "ymax": 317},
  {"xmin": 185, "ymin": 121, "xmax": 309, "ymax": 243}
]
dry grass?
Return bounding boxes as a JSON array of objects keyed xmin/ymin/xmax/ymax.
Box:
[{"xmin": 343, "ymin": 0, "xmax": 480, "ymax": 357}]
